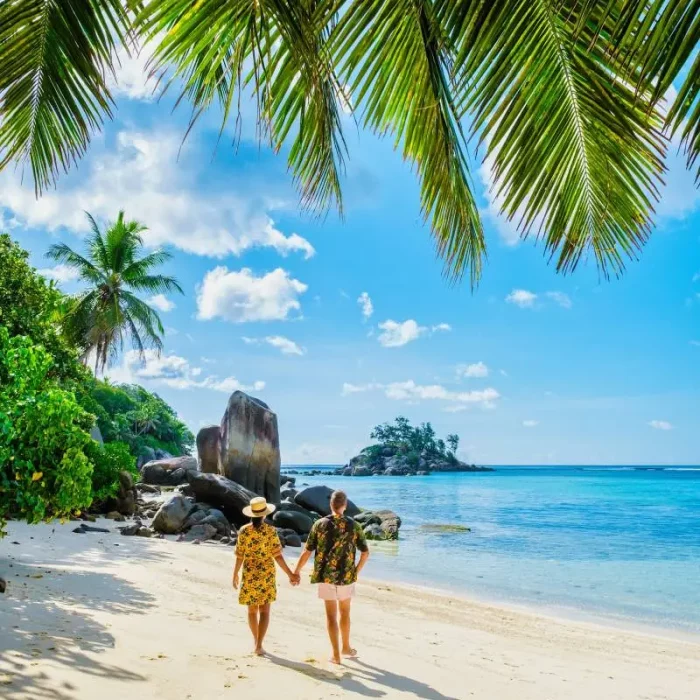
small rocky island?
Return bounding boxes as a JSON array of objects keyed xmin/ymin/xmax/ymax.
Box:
[
  {"xmin": 337, "ymin": 416, "xmax": 494, "ymax": 476},
  {"xmin": 95, "ymin": 392, "xmax": 402, "ymax": 544}
]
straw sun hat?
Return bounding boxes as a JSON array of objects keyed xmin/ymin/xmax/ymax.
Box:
[{"xmin": 242, "ymin": 496, "xmax": 276, "ymax": 518}]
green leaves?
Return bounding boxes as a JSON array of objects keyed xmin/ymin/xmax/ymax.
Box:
[
  {"xmin": 46, "ymin": 211, "xmax": 182, "ymax": 373},
  {"xmin": 333, "ymin": 0, "xmax": 484, "ymax": 284},
  {"xmin": 1, "ymin": 1, "xmax": 698, "ymax": 283},
  {"xmin": 447, "ymin": 0, "xmax": 666, "ymax": 277},
  {"xmin": 0, "ymin": 0, "xmax": 130, "ymax": 193}
]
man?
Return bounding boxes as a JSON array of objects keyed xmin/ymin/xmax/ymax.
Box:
[{"xmin": 294, "ymin": 490, "xmax": 369, "ymax": 664}]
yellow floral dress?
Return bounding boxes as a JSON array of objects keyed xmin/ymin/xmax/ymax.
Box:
[{"xmin": 235, "ymin": 522, "xmax": 282, "ymax": 606}]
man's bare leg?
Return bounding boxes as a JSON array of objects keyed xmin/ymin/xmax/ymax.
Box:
[
  {"xmin": 324, "ymin": 600, "xmax": 341, "ymax": 664},
  {"xmin": 247, "ymin": 605, "xmax": 259, "ymax": 652},
  {"xmin": 339, "ymin": 598, "xmax": 356, "ymax": 656},
  {"xmin": 256, "ymin": 603, "xmax": 271, "ymax": 655}
]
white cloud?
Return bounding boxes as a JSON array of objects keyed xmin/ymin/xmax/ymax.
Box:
[
  {"xmin": 108, "ymin": 40, "xmax": 159, "ymax": 101},
  {"xmin": 148, "ymin": 293, "xmax": 176, "ymax": 312},
  {"xmin": 523, "ymin": 420, "xmax": 539, "ymax": 428},
  {"xmin": 457, "ymin": 361, "xmax": 489, "ymax": 378},
  {"xmin": 505, "ymin": 289, "xmax": 538, "ymax": 308},
  {"xmin": 431, "ymin": 323, "xmax": 452, "ymax": 333},
  {"xmin": 243, "ymin": 335, "xmax": 305, "ymax": 356},
  {"xmin": 197, "ymin": 267, "xmax": 308, "ymax": 323},
  {"xmin": 0, "ymin": 130, "xmax": 315, "ymax": 260},
  {"xmin": 357, "ymin": 292, "xmax": 373, "ymax": 320},
  {"xmin": 342, "ymin": 380, "xmax": 500, "ymax": 408},
  {"xmin": 545, "ymin": 291, "xmax": 573, "ymax": 309},
  {"xmin": 648, "ymin": 420, "xmax": 673, "ymax": 431},
  {"xmin": 377, "ymin": 319, "xmax": 427, "ymax": 347},
  {"xmin": 108, "ymin": 349, "xmax": 264, "ymax": 394},
  {"xmin": 690, "ymin": 340, "xmax": 700, "ymax": 347},
  {"xmin": 36, "ymin": 264, "xmax": 80, "ymax": 284}
]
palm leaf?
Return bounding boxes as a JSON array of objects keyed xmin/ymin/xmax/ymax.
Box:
[
  {"xmin": 0, "ymin": 0, "xmax": 130, "ymax": 193},
  {"xmin": 139, "ymin": 0, "xmax": 347, "ymax": 214},
  {"xmin": 46, "ymin": 242, "xmax": 106, "ymax": 285},
  {"xmin": 445, "ymin": 0, "xmax": 667, "ymax": 276},
  {"xmin": 332, "ymin": 0, "xmax": 484, "ymax": 284}
]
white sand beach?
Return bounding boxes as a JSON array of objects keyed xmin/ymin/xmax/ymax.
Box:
[{"xmin": 1, "ymin": 519, "xmax": 698, "ymax": 700}]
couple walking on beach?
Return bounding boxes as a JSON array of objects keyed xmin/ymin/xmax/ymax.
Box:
[{"xmin": 232, "ymin": 489, "xmax": 370, "ymax": 663}]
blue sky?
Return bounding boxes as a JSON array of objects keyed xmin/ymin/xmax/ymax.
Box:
[{"xmin": 1, "ymin": 55, "xmax": 699, "ymax": 466}]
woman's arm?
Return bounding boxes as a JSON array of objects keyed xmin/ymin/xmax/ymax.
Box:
[
  {"xmin": 274, "ymin": 553, "xmax": 300, "ymax": 584},
  {"xmin": 232, "ymin": 556, "xmax": 243, "ymax": 589}
]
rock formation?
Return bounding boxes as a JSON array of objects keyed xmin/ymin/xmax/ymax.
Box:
[
  {"xmin": 140, "ymin": 455, "xmax": 198, "ymax": 486},
  {"xmin": 196, "ymin": 425, "xmax": 221, "ymax": 474},
  {"xmin": 219, "ymin": 391, "xmax": 281, "ymax": 503}
]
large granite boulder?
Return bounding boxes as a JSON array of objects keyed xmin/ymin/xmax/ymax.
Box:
[
  {"xmin": 375, "ymin": 509, "xmax": 402, "ymax": 540},
  {"xmin": 219, "ymin": 391, "xmax": 280, "ymax": 503},
  {"xmin": 152, "ymin": 495, "xmax": 195, "ymax": 534},
  {"xmin": 186, "ymin": 471, "xmax": 258, "ymax": 528},
  {"xmin": 141, "ymin": 455, "xmax": 198, "ymax": 485},
  {"xmin": 272, "ymin": 509, "xmax": 314, "ymax": 535},
  {"xmin": 294, "ymin": 485, "xmax": 360, "ymax": 517},
  {"xmin": 196, "ymin": 425, "xmax": 221, "ymax": 474},
  {"xmin": 113, "ymin": 470, "xmax": 137, "ymax": 515}
]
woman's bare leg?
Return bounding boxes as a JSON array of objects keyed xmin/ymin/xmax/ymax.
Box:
[
  {"xmin": 247, "ymin": 605, "xmax": 259, "ymax": 651},
  {"xmin": 256, "ymin": 604, "xmax": 271, "ymax": 655}
]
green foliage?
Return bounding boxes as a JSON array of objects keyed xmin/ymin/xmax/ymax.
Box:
[
  {"xmin": 0, "ymin": 234, "xmax": 84, "ymax": 383},
  {"xmin": 370, "ymin": 416, "xmax": 459, "ymax": 461},
  {"xmin": 0, "ymin": 328, "xmax": 94, "ymax": 535},
  {"xmin": 3, "ymin": 3, "xmax": 698, "ymax": 282},
  {"xmin": 86, "ymin": 441, "xmax": 138, "ymax": 504},
  {"xmin": 78, "ymin": 380, "xmax": 194, "ymax": 459},
  {"xmin": 47, "ymin": 211, "xmax": 183, "ymax": 373}
]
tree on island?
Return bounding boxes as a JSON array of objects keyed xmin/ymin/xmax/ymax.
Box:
[{"xmin": 369, "ymin": 416, "xmax": 460, "ymax": 465}]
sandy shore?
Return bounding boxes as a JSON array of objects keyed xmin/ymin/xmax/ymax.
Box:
[{"xmin": 1, "ymin": 520, "xmax": 698, "ymax": 700}]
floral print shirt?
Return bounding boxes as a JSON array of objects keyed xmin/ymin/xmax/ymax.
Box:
[{"xmin": 305, "ymin": 514, "xmax": 369, "ymax": 585}]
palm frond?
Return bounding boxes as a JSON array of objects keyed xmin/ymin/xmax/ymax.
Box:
[
  {"xmin": 333, "ymin": 0, "xmax": 484, "ymax": 284},
  {"xmin": 0, "ymin": 0, "xmax": 130, "ymax": 193},
  {"xmin": 446, "ymin": 0, "xmax": 667, "ymax": 276},
  {"xmin": 138, "ymin": 0, "xmax": 347, "ymax": 215},
  {"xmin": 46, "ymin": 242, "xmax": 106, "ymax": 285},
  {"xmin": 121, "ymin": 249, "xmax": 174, "ymax": 282},
  {"xmin": 126, "ymin": 273, "xmax": 184, "ymax": 296},
  {"xmin": 122, "ymin": 290, "xmax": 166, "ymax": 345}
]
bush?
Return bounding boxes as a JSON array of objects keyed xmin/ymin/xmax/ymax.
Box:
[
  {"xmin": 87, "ymin": 441, "xmax": 138, "ymax": 504},
  {"xmin": 0, "ymin": 329, "xmax": 94, "ymax": 535}
]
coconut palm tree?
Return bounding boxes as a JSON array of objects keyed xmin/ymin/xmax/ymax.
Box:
[
  {"xmin": 46, "ymin": 211, "xmax": 183, "ymax": 374},
  {"xmin": 1, "ymin": 2, "xmax": 698, "ymax": 286}
]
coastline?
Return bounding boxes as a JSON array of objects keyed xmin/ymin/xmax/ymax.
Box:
[{"xmin": 1, "ymin": 519, "xmax": 699, "ymax": 700}]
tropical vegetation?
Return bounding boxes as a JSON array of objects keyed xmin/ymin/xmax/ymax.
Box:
[
  {"xmin": 47, "ymin": 210, "xmax": 183, "ymax": 374},
  {"xmin": 364, "ymin": 416, "xmax": 460, "ymax": 467},
  {"xmin": 0, "ymin": 234, "xmax": 190, "ymax": 536},
  {"xmin": 0, "ymin": 2, "xmax": 697, "ymax": 286}
]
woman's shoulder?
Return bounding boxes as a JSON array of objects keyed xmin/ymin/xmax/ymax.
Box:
[{"xmin": 239, "ymin": 523, "xmax": 252, "ymax": 535}]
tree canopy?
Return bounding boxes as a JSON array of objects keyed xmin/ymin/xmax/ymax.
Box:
[{"xmin": 0, "ymin": 2, "xmax": 698, "ymax": 284}]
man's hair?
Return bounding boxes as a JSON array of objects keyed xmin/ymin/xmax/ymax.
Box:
[{"xmin": 330, "ymin": 490, "xmax": 348, "ymax": 511}]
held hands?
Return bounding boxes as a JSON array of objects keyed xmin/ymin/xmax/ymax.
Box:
[{"xmin": 288, "ymin": 572, "xmax": 301, "ymax": 587}]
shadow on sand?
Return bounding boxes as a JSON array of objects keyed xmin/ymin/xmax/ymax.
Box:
[
  {"xmin": 0, "ymin": 534, "xmax": 164, "ymax": 700},
  {"xmin": 267, "ymin": 654, "xmax": 460, "ymax": 699}
]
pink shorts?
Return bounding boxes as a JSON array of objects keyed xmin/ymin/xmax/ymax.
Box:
[{"xmin": 318, "ymin": 583, "xmax": 356, "ymax": 601}]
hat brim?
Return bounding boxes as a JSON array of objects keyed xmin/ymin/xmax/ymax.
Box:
[{"xmin": 242, "ymin": 503, "xmax": 276, "ymax": 518}]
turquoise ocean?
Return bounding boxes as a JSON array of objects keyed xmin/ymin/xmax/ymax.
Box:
[{"xmin": 282, "ymin": 466, "xmax": 700, "ymax": 636}]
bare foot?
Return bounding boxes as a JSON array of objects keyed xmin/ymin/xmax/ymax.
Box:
[
  {"xmin": 255, "ymin": 647, "xmax": 266, "ymax": 657},
  {"xmin": 329, "ymin": 656, "xmax": 342, "ymax": 665},
  {"xmin": 342, "ymin": 648, "xmax": 358, "ymax": 658}
]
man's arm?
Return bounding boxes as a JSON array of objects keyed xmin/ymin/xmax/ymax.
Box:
[
  {"xmin": 355, "ymin": 549, "xmax": 369, "ymax": 578},
  {"xmin": 294, "ymin": 547, "xmax": 313, "ymax": 577}
]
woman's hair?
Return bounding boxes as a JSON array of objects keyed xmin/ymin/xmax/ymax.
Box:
[{"xmin": 251, "ymin": 516, "xmax": 264, "ymax": 529}]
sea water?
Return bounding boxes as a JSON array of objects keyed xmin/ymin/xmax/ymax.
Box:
[{"xmin": 283, "ymin": 466, "xmax": 700, "ymax": 636}]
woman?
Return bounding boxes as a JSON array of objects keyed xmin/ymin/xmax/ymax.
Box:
[{"xmin": 233, "ymin": 496, "xmax": 299, "ymax": 655}]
